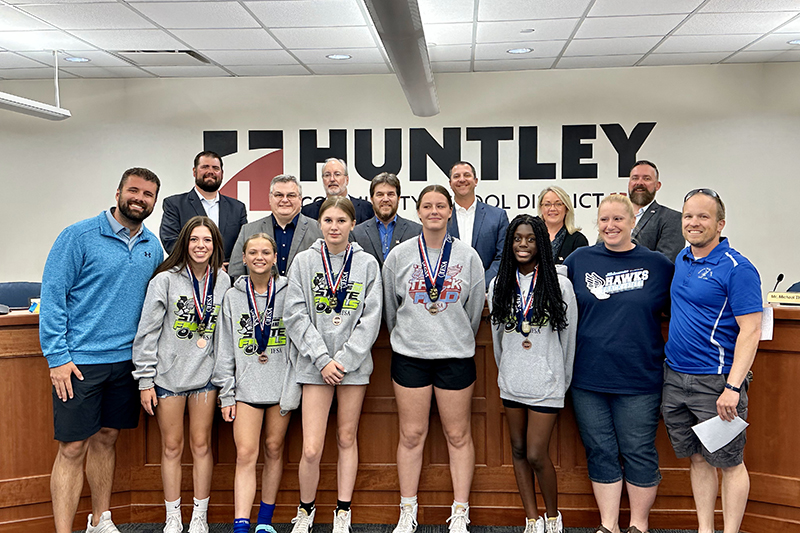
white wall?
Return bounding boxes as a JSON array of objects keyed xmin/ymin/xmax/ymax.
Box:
[{"xmin": 2, "ymin": 62, "xmax": 799, "ymax": 294}]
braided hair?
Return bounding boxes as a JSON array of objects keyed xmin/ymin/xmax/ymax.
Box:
[{"xmin": 490, "ymin": 214, "xmax": 568, "ymax": 331}]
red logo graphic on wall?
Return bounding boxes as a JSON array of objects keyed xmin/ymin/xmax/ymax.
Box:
[{"xmin": 204, "ymin": 130, "xmax": 283, "ymax": 212}]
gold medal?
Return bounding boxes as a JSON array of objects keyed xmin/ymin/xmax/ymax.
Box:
[
  {"xmin": 522, "ymin": 339, "xmax": 532, "ymax": 350},
  {"xmin": 332, "ymin": 315, "xmax": 343, "ymax": 326},
  {"xmin": 428, "ymin": 304, "xmax": 439, "ymax": 315},
  {"xmin": 329, "ymin": 296, "xmax": 338, "ymax": 308},
  {"xmin": 429, "ymin": 287, "xmax": 439, "ymax": 302},
  {"xmin": 258, "ymin": 354, "xmax": 269, "ymax": 364},
  {"xmin": 521, "ymin": 321, "xmax": 531, "ymax": 334},
  {"xmin": 197, "ymin": 324, "xmax": 206, "ymax": 336},
  {"xmin": 196, "ymin": 337, "xmax": 207, "ymax": 349}
]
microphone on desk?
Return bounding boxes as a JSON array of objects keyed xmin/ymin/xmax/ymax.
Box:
[{"xmin": 772, "ymin": 273, "xmax": 785, "ymax": 293}]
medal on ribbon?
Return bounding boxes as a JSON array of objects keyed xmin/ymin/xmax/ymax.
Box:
[
  {"xmin": 245, "ymin": 276, "xmax": 275, "ymax": 357},
  {"xmin": 418, "ymin": 233, "xmax": 452, "ymax": 304},
  {"xmin": 516, "ymin": 267, "xmax": 538, "ymax": 346},
  {"xmin": 321, "ymin": 242, "xmax": 354, "ymax": 315},
  {"xmin": 187, "ymin": 265, "xmax": 215, "ymax": 347}
]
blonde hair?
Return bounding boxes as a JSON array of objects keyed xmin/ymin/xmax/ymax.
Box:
[
  {"xmin": 598, "ymin": 194, "xmax": 635, "ymax": 220},
  {"xmin": 537, "ymin": 186, "xmax": 581, "ymax": 234},
  {"xmin": 242, "ymin": 232, "xmax": 279, "ymax": 279}
]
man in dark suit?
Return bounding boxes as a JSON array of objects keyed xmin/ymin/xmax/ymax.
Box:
[
  {"xmin": 229, "ymin": 174, "xmax": 321, "ymax": 278},
  {"xmin": 301, "ymin": 158, "xmax": 374, "ymax": 224},
  {"xmin": 446, "ymin": 161, "xmax": 509, "ymax": 286},
  {"xmin": 352, "ymin": 172, "xmax": 421, "ymax": 267},
  {"xmin": 159, "ymin": 151, "xmax": 248, "ymax": 266},
  {"xmin": 628, "ymin": 160, "xmax": 684, "ymax": 262}
]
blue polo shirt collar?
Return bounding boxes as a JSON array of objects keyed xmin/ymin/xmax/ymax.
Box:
[{"xmin": 684, "ymin": 237, "xmax": 729, "ymax": 265}]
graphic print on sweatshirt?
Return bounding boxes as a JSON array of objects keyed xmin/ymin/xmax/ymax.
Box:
[
  {"xmin": 236, "ymin": 313, "xmax": 287, "ymax": 357},
  {"xmin": 311, "ymin": 272, "xmax": 363, "ymax": 314},
  {"xmin": 408, "ymin": 263, "xmax": 464, "ymax": 311},
  {"xmin": 172, "ymin": 296, "xmax": 220, "ymax": 339},
  {"xmin": 584, "ymin": 268, "xmax": 650, "ymax": 300}
]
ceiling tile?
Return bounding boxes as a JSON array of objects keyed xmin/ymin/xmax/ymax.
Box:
[
  {"xmin": 418, "ymin": 0, "xmax": 474, "ymax": 23},
  {"xmin": 476, "ymin": 19, "xmax": 579, "ymax": 43},
  {"xmin": 656, "ymin": 34, "xmax": 760, "ymax": 53},
  {"xmin": 776, "ymin": 16, "xmax": 800, "ymax": 33},
  {"xmin": 576, "ymin": 14, "xmax": 685, "ymax": 38},
  {"xmin": 18, "ymin": 3, "xmax": 155, "ymax": 30},
  {"xmin": 228, "ymin": 64, "xmax": 310, "ymax": 76},
  {"xmin": 639, "ymin": 51, "xmax": 730, "ymax": 65},
  {"xmin": 0, "ymin": 67, "xmax": 77, "ymax": 79},
  {"xmin": 424, "ymin": 23, "xmax": 473, "ymax": 46},
  {"xmin": 0, "ymin": 6, "xmax": 52, "ymax": 31},
  {"xmin": 6, "ymin": 0, "xmax": 114, "ymax": 3},
  {"xmin": 675, "ymin": 12, "xmax": 796, "ymax": 35},
  {"xmin": 431, "ymin": 61, "xmax": 471, "ymax": 72},
  {"xmin": 745, "ymin": 33, "xmax": 800, "ymax": 51},
  {"xmin": 199, "ymin": 49, "xmax": 296, "ymax": 66},
  {"xmin": 479, "ymin": 0, "xmax": 592, "ymax": 21},
  {"xmin": 589, "ymin": 0, "xmax": 703, "ymax": 16},
  {"xmin": 473, "ymin": 58, "xmax": 555, "ymax": 71},
  {"xmin": 142, "ymin": 65, "xmax": 230, "ymax": 77},
  {"xmin": 565, "ymin": 36, "xmax": 661, "ymax": 56},
  {"xmin": 474, "ymin": 40, "xmax": 565, "ymax": 60},
  {"xmin": 245, "ymin": 0, "xmax": 367, "ymax": 28},
  {"xmin": 429, "ymin": 44, "xmax": 471, "ymax": 61},
  {"xmin": 171, "ymin": 28, "xmax": 280, "ymax": 50},
  {"xmin": 70, "ymin": 29, "xmax": 184, "ymax": 49},
  {"xmin": 725, "ymin": 49, "xmax": 800, "ymax": 62},
  {"xmin": 556, "ymin": 54, "xmax": 640, "ymax": 68},
  {"xmin": 291, "ymin": 47, "xmax": 384, "ymax": 64},
  {"xmin": 307, "ymin": 63, "xmax": 390, "ymax": 75},
  {"xmin": 62, "ymin": 65, "xmax": 153, "ymax": 78},
  {"xmin": 271, "ymin": 26, "xmax": 375, "ymax": 49},
  {"xmin": 0, "ymin": 51, "xmax": 47, "ymax": 68},
  {"xmin": 20, "ymin": 50, "xmax": 132, "ymax": 67},
  {"xmin": 701, "ymin": 0, "xmax": 800, "ymax": 12},
  {"xmin": 130, "ymin": 1, "xmax": 259, "ymax": 29},
  {"xmin": 0, "ymin": 30, "xmax": 95, "ymax": 51}
]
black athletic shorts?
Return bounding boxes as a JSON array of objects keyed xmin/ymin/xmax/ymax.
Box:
[
  {"xmin": 391, "ymin": 351, "xmax": 476, "ymax": 390},
  {"xmin": 502, "ymin": 398, "xmax": 559, "ymax": 414},
  {"xmin": 52, "ymin": 361, "xmax": 139, "ymax": 442}
]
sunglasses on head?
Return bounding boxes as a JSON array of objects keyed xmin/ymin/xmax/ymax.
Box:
[{"xmin": 684, "ymin": 188, "xmax": 721, "ymax": 203}]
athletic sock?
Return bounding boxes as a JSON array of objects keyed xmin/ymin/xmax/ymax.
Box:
[
  {"xmin": 233, "ymin": 518, "xmax": 250, "ymax": 533},
  {"xmin": 165, "ymin": 498, "xmax": 181, "ymax": 520},
  {"xmin": 336, "ymin": 500, "xmax": 351, "ymax": 512},
  {"xmin": 400, "ymin": 495, "xmax": 418, "ymax": 520},
  {"xmin": 192, "ymin": 497, "xmax": 209, "ymax": 520},
  {"xmin": 257, "ymin": 502, "xmax": 276, "ymax": 525},
  {"xmin": 299, "ymin": 500, "xmax": 315, "ymax": 515}
]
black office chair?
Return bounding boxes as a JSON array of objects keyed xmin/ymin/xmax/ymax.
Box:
[{"xmin": 0, "ymin": 281, "xmax": 42, "ymax": 308}]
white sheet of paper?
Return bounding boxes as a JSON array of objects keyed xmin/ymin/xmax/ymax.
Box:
[
  {"xmin": 692, "ymin": 415, "xmax": 749, "ymax": 453},
  {"xmin": 761, "ymin": 306, "xmax": 773, "ymax": 341}
]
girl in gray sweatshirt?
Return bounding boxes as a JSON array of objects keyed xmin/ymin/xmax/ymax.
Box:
[
  {"xmin": 131, "ymin": 216, "xmax": 229, "ymax": 533},
  {"xmin": 487, "ymin": 214, "xmax": 577, "ymax": 533},
  {"xmin": 212, "ymin": 233, "xmax": 298, "ymax": 533},
  {"xmin": 282, "ymin": 196, "xmax": 382, "ymax": 533}
]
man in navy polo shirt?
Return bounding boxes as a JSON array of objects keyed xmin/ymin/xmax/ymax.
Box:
[{"xmin": 662, "ymin": 189, "xmax": 762, "ymax": 533}]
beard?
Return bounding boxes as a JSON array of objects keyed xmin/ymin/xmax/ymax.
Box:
[
  {"xmin": 118, "ymin": 198, "xmax": 153, "ymax": 222},
  {"xmin": 195, "ymin": 172, "xmax": 222, "ymax": 193},
  {"xmin": 629, "ymin": 187, "xmax": 656, "ymax": 206}
]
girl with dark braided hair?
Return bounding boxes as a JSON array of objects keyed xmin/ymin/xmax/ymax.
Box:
[{"xmin": 488, "ymin": 214, "xmax": 577, "ymax": 533}]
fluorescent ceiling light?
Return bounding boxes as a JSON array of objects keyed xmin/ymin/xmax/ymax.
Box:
[
  {"xmin": 0, "ymin": 91, "xmax": 71, "ymax": 121},
  {"xmin": 326, "ymin": 54, "xmax": 352, "ymax": 60},
  {"xmin": 64, "ymin": 56, "xmax": 90, "ymax": 63},
  {"xmin": 788, "ymin": 39, "xmax": 800, "ymax": 45},
  {"xmin": 507, "ymin": 47, "xmax": 533, "ymax": 54}
]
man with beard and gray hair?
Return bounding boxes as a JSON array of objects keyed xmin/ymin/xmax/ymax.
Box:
[
  {"xmin": 627, "ymin": 160, "xmax": 684, "ymax": 262},
  {"xmin": 41, "ymin": 168, "xmax": 164, "ymax": 533},
  {"xmin": 160, "ymin": 151, "xmax": 248, "ymax": 266}
]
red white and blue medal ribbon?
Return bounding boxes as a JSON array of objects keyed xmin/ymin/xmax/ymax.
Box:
[
  {"xmin": 515, "ymin": 267, "xmax": 538, "ymax": 336},
  {"xmin": 245, "ymin": 276, "xmax": 275, "ymax": 355},
  {"xmin": 418, "ymin": 233, "xmax": 452, "ymax": 302},
  {"xmin": 321, "ymin": 242, "xmax": 353, "ymax": 314},
  {"xmin": 187, "ymin": 265, "xmax": 214, "ymax": 336}
]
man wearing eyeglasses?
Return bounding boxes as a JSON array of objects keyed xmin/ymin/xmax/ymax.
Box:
[
  {"xmin": 662, "ymin": 188, "xmax": 762, "ymax": 533},
  {"xmin": 628, "ymin": 160, "xmax": 684, "ymax": 262},
  {"xmin": 228, "ymin": 174, "xmax": 321, "ymax": 278},
  {"xmin": 301, "ymin": 158, "xmax": 375, "ymax": 224}
]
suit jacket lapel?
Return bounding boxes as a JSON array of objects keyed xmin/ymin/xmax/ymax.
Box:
[
  {"xmin": 633, "ymin": 201, "xmax": 658, "ymax": 240},
  {"xmin": 447, "ymin": 214, "xmax": 459, "ymax": 239},
  {"xmin": 187, "ymin": 190, "xmax": 206, "ymax": 217},
  {"xmin": 365, "ymin": 219, "xmax": 384, "ymax": 259},
  {"xmin": 286, "ymin": 215, "xmax": 303, "ymax": 260},
  {"xmin": 471, "ymin": 202, "xmax": 486, "ymax": 247}
]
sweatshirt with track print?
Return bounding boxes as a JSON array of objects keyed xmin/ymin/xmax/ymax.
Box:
[
  {"xmin": 382, "ymin": 236, "xmax": 485, "ymax": 359},
  {"xmin": 132, "ymin": 267, "xmax": 230, "ymax": 392},
  {"xmin": 283, "ymin": 240, "xmax": 382, "ymax": 385}
]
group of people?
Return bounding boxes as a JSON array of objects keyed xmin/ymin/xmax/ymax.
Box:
[{"xmin": 39, "ymin": 154, "xmax": 762, "ymax": 533}]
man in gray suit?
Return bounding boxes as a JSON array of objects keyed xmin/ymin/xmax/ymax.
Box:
[
  {"xmin": 629, "ymin": 160, "xmax": 684, "ymax": 262},
  {"xmin": 352, "ymin": 172, "xmax": 421, "ymax": 267},
  {"xmin": 228, "ymin": 174, "xmax": 322, "ymax": 278}
]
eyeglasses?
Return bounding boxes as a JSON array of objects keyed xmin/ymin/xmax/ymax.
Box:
[
  {"xmin": 272, "ymin": 192, "xmax": 299, "ymax": 200},
  {"xmin": 541, "ymin": 202, "xmax": 565, "ymax": 209},
  {"xmin": 684, "ymin": 188, "xmax": 720, "ymax": 202},
  {"xmin": 322, "ymin": 171, "xmax": 345, "ymax": 179}
]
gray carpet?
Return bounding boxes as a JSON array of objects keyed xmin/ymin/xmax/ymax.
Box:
[{"xmin": 96, "ymin": 524, "xmax": 716, "ymax": 533}]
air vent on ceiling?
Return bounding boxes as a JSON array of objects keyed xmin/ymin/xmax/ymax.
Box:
[{"xmin": 117, "ymin": 50, "xmax": 210, "ymax": 67}]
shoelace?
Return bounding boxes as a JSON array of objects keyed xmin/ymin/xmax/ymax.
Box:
[
  {"xmin": 291, "ymin": 511, "xmax": 310, "ymax": 528},
  {"xmin": 446, "ymin": 510, "xmax": 470, "ymax": 532},
  {"xmin": 397, "ymin": 507, "xmax": 416, "ymax": 531},
  {"xmin": 333, "ymin": 512, "xmax": 349, "ymax": 531},
  {"xmin": 189, "ymin": 516, "xmax": 207, "ymax": 533},
  {"xmin": 164, "ymin": 515, "xmax": 182, "ymax": 533}
]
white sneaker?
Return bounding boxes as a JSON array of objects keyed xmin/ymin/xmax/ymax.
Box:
[
  {"xmin": 187, "ymin": 515, "xmax": 208, "ymax": 533},
  {"xmin": 164, "ymin": 514, "xmax": 183, "ymax": 533},
  {"xmin": 86, "ymin": 511, "xmax": 121, "ymax": 533},
  {"xmin": 523, "ymin": 517, "xmax": 545, "ymax": 533},
  {"xmin": 392, "ymin": 504, "xmax": 418, "ymax": 533},
  {"xmin": 290, "ymin": 506, "xmax": 315, "ymax": 533},
  {"xmin": 544, "ymin": 511, "xmax": 562, "ymax": 533},
  {"xmin": 332, "ymin": 509, "xmax": 352, "ymax": 533},
  {"xmin": 446, "ymin": 503, "xmax": 470, "ymax": 533}
]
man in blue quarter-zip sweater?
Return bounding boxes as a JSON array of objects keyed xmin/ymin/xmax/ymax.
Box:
[{"xmin": 40, "ymin": 168, "xmax": 164, "ymax": 533}]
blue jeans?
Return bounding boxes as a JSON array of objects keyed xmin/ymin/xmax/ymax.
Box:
[{"xmin": 571, "ymin": 387, "xmax": 662, "ymax": 487}]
